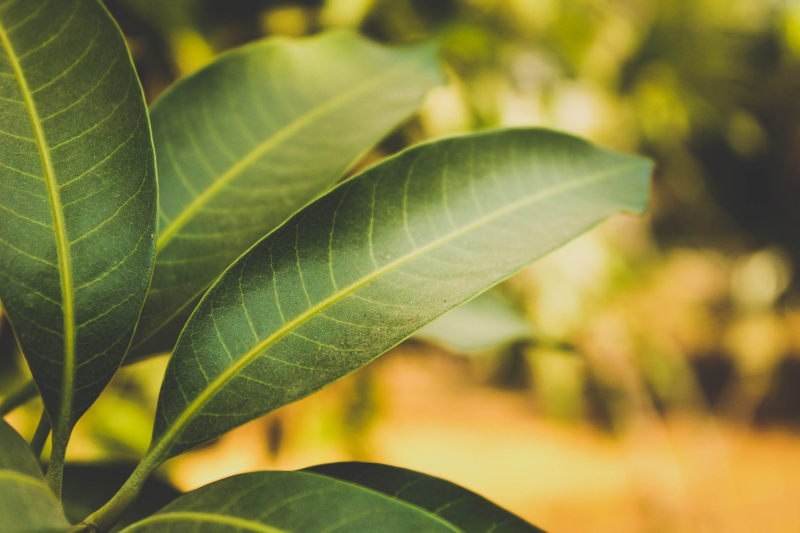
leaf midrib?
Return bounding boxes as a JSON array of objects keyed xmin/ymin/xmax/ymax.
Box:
[
  {"xmin": 152, "ymin": 161, "xmax": 638, "ymax": 459},
  {"xmin": 0, "ymin": 18, "xmax": 75, "ymax": 430},
  {"xmin": 154, "ymin": 51, "xmax": 430, "ymax": 253},
  {"xmin": 119, "ymin": 511, "xmax": 285, "ymax": 533}
]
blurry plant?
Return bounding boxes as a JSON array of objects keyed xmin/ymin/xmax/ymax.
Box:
[{"xmin": 0, "ymin": 0, "xmax": 651, "ymax": 531}]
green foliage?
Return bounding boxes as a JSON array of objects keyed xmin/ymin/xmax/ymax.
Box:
[
  {"xmin": 0, "ymin": 420, "xmax": 70, "ymax": 532},
  {"xmin": 0, "ymin": 1, "xmax": 651, "ymax": 531},
  {"xmin": 132, "ymin": 31, "xmax": 442, "ymax": 359},
  {"xmin": 0, "ymin": 0, "xmax": 157, "ymax": 493},
  {"xmin": 307, "ymin": 462, "xmax": 546, "ymax": 533},
  {"xmin": 117, "ymin": 470, "xmax": 462, "ymax": 533},
  {"xmin": 151, "ymin": 128, "xmax": 648, "ymax": 461}
]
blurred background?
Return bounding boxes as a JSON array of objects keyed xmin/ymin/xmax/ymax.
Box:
[{"xmin": 4, "ymin": 0, "xmax": 800, "ymax": 531}]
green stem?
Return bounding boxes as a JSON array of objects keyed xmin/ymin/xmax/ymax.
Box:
[
  {"xmin": 29, "ymin": 410, "xmax": 50, "ymax": 461},
  {"xmin": 44, "ymin": 420, "xmax": 70, "ymax": 499},
  {"xmin": 78, "ymin": 448, "xmax": 163, "ymax": 533},
  {"xmin": 0, "ymin": 380, "xmax": 38, "ymax": 416}
]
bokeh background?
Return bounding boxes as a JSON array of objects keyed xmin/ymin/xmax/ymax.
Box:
[{"xmin": 4, "ymin": 1, "xmax": 800, "ymax": 531}]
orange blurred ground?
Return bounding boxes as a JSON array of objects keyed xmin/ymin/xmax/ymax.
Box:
[{"xmin": 165, "ymin": 345, "xmax": 800, "ymax": 533}]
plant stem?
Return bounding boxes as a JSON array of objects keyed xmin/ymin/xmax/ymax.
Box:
[
  {"xmin": 0, "ymin": 380, "xmax": 37, "ymax": 416},
  {"xmin": 29, "ymin": 409, "xmax": 50, "ymax": 461},
  {"xmin": 78, "ymin": 449, "xmax": 162, "ymax": 533},
  {"xmin": 45, "ymin": 420, "xmax": 70, "ymax": 499}
]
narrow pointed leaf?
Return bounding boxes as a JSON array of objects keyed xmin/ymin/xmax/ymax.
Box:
[
  {"xmin": 130, "ymin": 30, "xmax": 443, "ymax": 358},
  {"xmin": 119, "ymin": 471, "xmax": 458, "ymax": 533},
  {"xmin": 151, "ymin": 129, "xmax": 651, "ymax": 460},
  {"xmin": 0, "ymin": 0, "xmax": 157, "ymax": 437},
  {"xmin": 0, "ymin": 420, "xmax": 70, "ymax": 532},
  {"xmin": 308, "ymin": 462, "xmax": 546, "ymax": 532}
]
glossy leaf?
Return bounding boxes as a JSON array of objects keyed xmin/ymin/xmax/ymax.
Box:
[
  {"xmin": 149, "ymin": 128, "xmax": 650, "ymax": 461},
  {"xmin": 130, "ymin": 30, "xmax": 443, "ymax": 358},
  {"xmin": 0, "ymin": 420, "xmax": 70, "ymax": 532},
  {"xmin": 119, "ymin": 470, "xmax": 458, "ymax": 532},
  {"xmin": 308, "ymin": 462, "xmax": 546, "ymax": 532},
  {"xmin": 0, "ymin": 0, "xmax": 157, "ymax": 439}
]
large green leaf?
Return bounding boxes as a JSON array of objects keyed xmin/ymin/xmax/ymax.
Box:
[
  {"xmin": 130, "ymin": 30, "xmax": 443, "ymax": 359},
  {"xmin": 0, "ymin": 0, "xmax": 157, "ymax": 447},
  {"xmin": 148, "ymin": 128, "xmax": 650, "ymax": 462},
  {"xmin": 0, "ymin": 420, "xmax": 70, "ymax": 532},
  {"xmin": 119, "ymin": 471, "xmax": 458, "ymax": 532},
  {"xmin": 307, "ymin": 462, "xmax": 545, "ymax": 533}
]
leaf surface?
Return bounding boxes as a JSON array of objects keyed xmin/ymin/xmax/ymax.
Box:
[
  {"xmin": 131, "ymin": 31, "xmax": 442, "ymax": 358},
  {"xmin": 307, "ymin": 462, "xmax": 546, "ymax": 532},
  {"xmin": 119, "ymin": 471, "xmax": 457, "ymax": 533},
  {"xmin": 150, "ymin": 128, "xmax": 651, "ymax": 460},
  {"xmin": 0, "ymin": 0, "xmax": 157, "ymax": 435},
  {"xmin": 0, "ymin": 420, "xmax": 70, "ymax": 532}
]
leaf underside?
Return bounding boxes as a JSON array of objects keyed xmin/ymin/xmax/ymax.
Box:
[
  {"xmin": 119, "ymin": 471, "xmax": 458, "ymax": 533},
  {"xmin": 130, "ymin": 30, "xmax": 443, "ymax": 359},
  {"xmin": 151, "ymin": 128, "xmax": 651, "ymax": 460},
  {"xmin": 0, "ymin": 0, "xmax": 157, "ymax": 428},
  {"xmin": 0, "ymin": 420, "xmax": 70, "ymax": 532},
  {"xmin": 307, "ymin": 462, "xmax": 547, "ymax": 532}
]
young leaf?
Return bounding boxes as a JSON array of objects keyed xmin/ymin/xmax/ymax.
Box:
[
  {"xmin": 118, "ymin": 471, "xmax": 458, "ymax": 532},
  {"xmin": 130, "ymin": 30, "xmax": 443, "ymax": 359},
  {"xmin": 0, "ymin": 0, "xmax": 157, "ymax": 483},
  {"xmin": 307, "ymin": 462, "xmax": 546, "ymax": 533},
  {"xmin": 0, "ymin": 420, "xmax": 70, "ymax": 532},
  {"xmin": 149, "ymin": 128, "xmax": 651, "ymax": 461}
]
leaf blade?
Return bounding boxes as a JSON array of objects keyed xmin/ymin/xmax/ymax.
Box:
[
  {"xmin": 307, "ymin": 462, "xmax": 546, "ymax": 533},
  {"xmin": 119, "ymin": 471, "xmax": 458, "ymax": 533},
  {"xmin": 131, "ymin": 31, "xmax": 443, "ymax": 358},
  {"xmin": 0, "ymin": 0, "xmax": 157, "ymax": 435},
  {"xmin": 152, "ymin": 128, "xmax": 651, "ymax": 460},
  {"xmin": 0, "ymin": 420, "xmax": 70, "ymax": 532}
]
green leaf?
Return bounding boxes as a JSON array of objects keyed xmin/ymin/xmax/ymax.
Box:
[
  {"xmin": 149, "ymin": 128, "xmax": 650, "ymax": 461},
  {"xmin": 0, "ymin": 420, "xmax": 70, "ymax": 532},
  {"xmin": 307, "ymin": 462, "xmax": 546, "ymax": 532},
  {"xmin": 119, "ymin": 470, "xmax": 458, "ymax": 532},
  {"xmin": 0, "ymin": 0, "xmax": 157, "ymax": 444},
  {"xmin": 0, "ymin": 419, "xmax": 41, "ymax": 477},
  {"xmin": 61, "ymin": 463, "xmax": 180, "ymax": 532},
  {"xmin": 130, "ymin": 30, "xmax": 443, "ymax": 359},
  {"xmin": 416, "ymin": 288, "xmax": 534, "ymax": 353}
]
